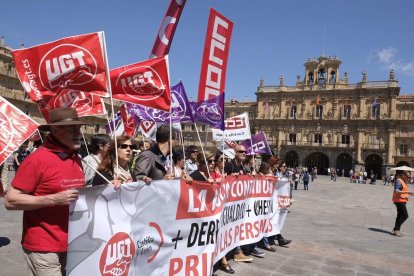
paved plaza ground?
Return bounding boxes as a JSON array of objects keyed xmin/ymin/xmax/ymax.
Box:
[{"xmin": 1, "ymin": 175, "xmax": 414, "ymax": 275}]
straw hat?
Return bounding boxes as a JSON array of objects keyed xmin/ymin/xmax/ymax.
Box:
[{"xmin": 38, "ymin": 107, "xmax": 90, "ymax": 131}]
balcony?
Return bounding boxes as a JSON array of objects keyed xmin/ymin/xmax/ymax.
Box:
[
  {"xmin": 361, "ymin": 143, "xmax": 386, "ymax": 150},
  {"xmin": 281, "ymin": 140, "xmax": 356, "ymax": 148}
]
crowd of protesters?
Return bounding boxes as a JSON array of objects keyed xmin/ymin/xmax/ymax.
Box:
[{"xmin": 1, "ymin": 107, "xmax": 297, "ymax": 276}]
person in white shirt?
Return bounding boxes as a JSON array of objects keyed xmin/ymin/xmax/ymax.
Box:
[
  {"xmin": 185, "ymin": 145, "xmax": 198, "ymax": 175},
  {"xmin": 82, "ymin": 134, "xmax": 111, "ymax": 186}
]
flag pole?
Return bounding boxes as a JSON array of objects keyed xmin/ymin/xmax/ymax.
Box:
[
  {"xmin": 169, "ymin": 118, "xmax": 173, "ymax": 175},
  {"xmin": 194, "ymin": 123, "xmax": 210, "ymax": 178},
  {"xmin": 80, "ymin": 129, "xmax": 90, "ymax": 156},
  {"xmin": 102, "ymin": 31, "xmax": 119, "ymax": 170}
]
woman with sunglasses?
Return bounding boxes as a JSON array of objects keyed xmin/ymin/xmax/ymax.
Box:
[{"xmin": 92, "ymin": 135, "xmax": 137, "ymax": 188}]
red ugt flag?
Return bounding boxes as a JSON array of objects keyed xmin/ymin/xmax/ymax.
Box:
[
  {"xmin": 198, "ymin": 8, "xmax": 233, "ymax": 101},
  {"xmin": 12, "ymin": 32, "xmax": 109, "ymax": 105},
  {"xmin": 150, "ymin": 0, "xmax": 187, "ymax": 58},
  {"xmin": 110, "ymin": 56, "xmax": 171, "ymax": 111},
  {"xmin": 0, "ymin": 96, "xmax": 39, "ymax": 166},
  {"xmin": 40, "ymin": 89, "xmax": 106, "ymax": 122}
]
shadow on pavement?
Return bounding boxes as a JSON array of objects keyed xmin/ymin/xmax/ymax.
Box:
[
  {"xmin": 368, "ymin": 227, "xmax": 393, "ymax": 235},
  {"xmin": 0, "ymin": 237, "xmax": 11, "ymax": 247}
]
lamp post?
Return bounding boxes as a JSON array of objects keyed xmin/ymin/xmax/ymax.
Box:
[{"xmin": 352, "ymin": 151, "xmax": 356, "ymax": 171}]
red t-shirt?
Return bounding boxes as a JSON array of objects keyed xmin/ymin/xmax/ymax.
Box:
[{"xmin": 11, "ymin": 136, "xmax": 85, "ymax": 252}]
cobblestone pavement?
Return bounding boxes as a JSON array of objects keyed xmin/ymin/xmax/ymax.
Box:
[{"xmin": 1, "ymin": 175, "xmax": 413, "ymax": 276}]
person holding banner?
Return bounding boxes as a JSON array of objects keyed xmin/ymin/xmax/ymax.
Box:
[
  {"xmin": 189, "ymin": 151, "xmax": 217, "ymax": 183},
  {"xmin": 83, "ymin": 134, "xmax": 111, "ymax": 186},
  {"xmin": 132, "ymin": 125, "xmax": 176, "ymax": 181},
  {"xmin": 92, "ymin": 135, "xmax": 137, "ymax": 188},
  {"xmin": 4, "ymin": 107, "xmax": 88, "ymax": 276},
  {"xmin": 185, "ymin": 145, "xmax": 199, "ymax": 175}
]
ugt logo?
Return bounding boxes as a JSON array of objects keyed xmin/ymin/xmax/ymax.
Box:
[
  {"xmin": 117, "ymin": 66, "xmax": 166, "ymax": 101},
  {"xmin": 51, "ymin": 90, "xmax": 92, "ymax": 116},
  {"xmin": 99, "ymin": 232, "xmax": 136, "ymax": 276},
  {"xmin": 196, "ymin": 102, "xmax": 222, "ymax": 124},
  {"xmin": 39, "ymin": 44, "xmax": 97, "ymax": 91}
]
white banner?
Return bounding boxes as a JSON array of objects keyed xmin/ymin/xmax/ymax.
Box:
[
  {"xmin": 67, "ymin": 175, "xmax": 289, "ymax": 276},
  {"xmin": 211, "ymin": 113, "xmax": 251, "ymax": 141}
]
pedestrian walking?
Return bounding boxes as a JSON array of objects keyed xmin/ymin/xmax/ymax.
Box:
[
  {"xmin": 392, "ymin": 170, "xmax": 414, "ymax": 237},
  {"xmin": 303, "ymin": 171, "xmax": 310, "ymax": 190}
]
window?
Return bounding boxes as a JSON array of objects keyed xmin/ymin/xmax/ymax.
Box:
[
  {"xmin": 94, "ymin": 124, "xmax": 100, "ymax": 133},
  {"xmin": 399, "ymin": 144, "xmax": 408, "ymax": 155},
  {"xmin": 191, "ymin": 125, "xmax": 195, "ymax": 131},
  {"xmin": 308, "ymin": 72, "xmax": 314, "ymax": 85},
  {"xmin": 329, "ymin": 71, "xmax": 336, "ymax": 83},
  {"xmin": 341, "ymin": 135, "xmax": 350, "ymax": 145},
  {"xmin": 249, "ymin": 112, "xmax": 255, "ymax": 118},
  {"xmin": 343, "ymin": 105, "xmax": 351, "ymax": 119},
  {"xmin": 225, "ymin": 112, "xmax": 230, "ymax": 118},
  {"xmin": 315, "ymin": 105, "xmax": 323, "ymax": 118},
  {"xmin": 289, "ymin": 133, "xmax": 296, "ymax": 144},
  {"xmin": 290, "ymin": 106, "xmax": 297, "ymax": 119},
  {"xmin": 314, "ymin": 134, "xmax": 322, "ymax": 144},
  {"xmin": 372, "ymin": 104, "xmax": 380, "ymax": 119}
]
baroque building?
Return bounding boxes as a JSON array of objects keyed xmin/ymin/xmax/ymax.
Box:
[{"xmin": 253, "ymin": 56, "xmax": 414, "ymax": 176}]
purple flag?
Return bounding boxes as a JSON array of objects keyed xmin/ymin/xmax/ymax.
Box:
[
  {"xmin": 125, "ymin": 81, "xmax": 194, "ymax": 124},
  {"xmin": 191, "ymin": 93, "xmax": 225, "ymax": 130},
  {"xmin": 240, "ymin": 132, "xmax": 272, "ymax": 155},
  {"xmin": 104, "ymin": 111, "xmax": 122, "ymax": 134}
]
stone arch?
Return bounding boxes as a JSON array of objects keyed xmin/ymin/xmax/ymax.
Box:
[
  {"xmin": 365, "ymin": 154, "xmax": 383, "ymax": 179},
  {"xmin": 336, "ymin": 152, "xmax": 353, "ymax": 176},
  {"xmin": 396, "ymin": 160, "xmax": 410, "ymax": 167},
  {"xmin": 285, "ymin": 150, "xmax": 299, "ymax": 168},
  {"xmin": 305, "ymin": 152, "xmax": 329, "ymax": 175}
]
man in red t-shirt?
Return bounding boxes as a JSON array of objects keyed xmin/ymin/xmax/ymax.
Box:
[{"xmin": 5, "ymin": 107, "xmax": 88, "ymax": 276}]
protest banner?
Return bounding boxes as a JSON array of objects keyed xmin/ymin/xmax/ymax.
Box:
[
  {"xmin": 0, "ymin": 96, "xmax": 39, "ymax": 166},
  {"xmin": 67, "ymin": 175, "xmax": 288, "ymax": 275},
  {"xmin": 198, "ymin": 8, "xmax": 233, "ymax": 101},
  {"xmin": 12, "ymin": 32, "xmax": 109, "ymax": 105},
  {"xmin": 110, "ymin": 56, "xmax": 171, "ymax": 111},
  {"xmin": 211, "ymin": 112, "xmax": 251, "ymax": 141},
  {"xmin": 150, "ymin": 0, "xmax": 187, "ymax": 58}
]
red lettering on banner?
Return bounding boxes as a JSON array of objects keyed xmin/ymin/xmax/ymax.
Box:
[
  {"xmin": 169, "ymin": 252, "xmax": 214, "ymax": 276},
  {"xmin": 278, "ymin": 195, "xmax": 290, "ymax": 208},
  {"xmin": 198, "ymin": 8, "xmax": 233, "ymax": 101},
  {"xmin": 224, "ymin": 117, "xmax": 246, "ymax": 130},
  {"xmin": 176, "ymin": 176, "xmax": 277, "ymax": 220}
]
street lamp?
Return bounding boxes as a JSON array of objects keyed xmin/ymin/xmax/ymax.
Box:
[
  {"xmin": 382, "ymin": 152, "xmax": 386, "ymax": 177},
  {"xmin": 352, "ymin": 151, "xmax": 356, "ymax": 171}
]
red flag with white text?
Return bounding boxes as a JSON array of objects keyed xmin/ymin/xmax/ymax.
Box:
[
  {"xmin": 120, "ymin": 104, "xmax": 136, "ymax": 137},
  {"xmin": 40, "ymin": 89, "xmax": 106, "ymax": 122},
  {"xmin": 12, "ymin": 32, "xmax": 109, "ymax": 106},
  {"xmin": 198, "ymin": 8, "xmax": 233, "ymax": 101},
  {"xmin": 0, "ymin": 96, "xmax": 39, "ymax": 166},
  {"xmin": 150, "ymin": 0, "xmax": 187, "ymax": 58},
  {"xmin": 110, "ymin": 56, "xmax": 171, "ymax": 111}
]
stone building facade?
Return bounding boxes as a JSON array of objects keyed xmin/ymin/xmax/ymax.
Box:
[{"xmin": 253, "ymin": 56, "xmax": 414, "ymax": 176}]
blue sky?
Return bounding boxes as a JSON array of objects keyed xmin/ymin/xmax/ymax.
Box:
[{"xmin": 1, "ymin": 0, "xmax": 413, "ymax": 101}]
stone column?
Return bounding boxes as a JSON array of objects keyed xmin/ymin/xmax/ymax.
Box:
[
  {"xmin": 357, "ymin": 129, "xmax": 364, "ymax": 163},
  {"xmin": 387, "ymin": 130, "xmax": 395, "ymax": 164}
]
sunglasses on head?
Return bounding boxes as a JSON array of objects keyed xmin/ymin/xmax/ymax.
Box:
[{"xmin": 118, "ymin": 143, "xmax": 137, "ymax": 150}]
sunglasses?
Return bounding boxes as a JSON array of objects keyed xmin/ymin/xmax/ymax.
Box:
[
  {"xmin": 237, "ymin": 150, "xmax": 246, "ymax": 154},
  {"xmin": 191, "ymin": 150, "xmax": 198, "ymax": 153},
  {"xmin": 207, "ymin": 159, "xmax": 215, "ymax": 164},
  {"xmin": 118, "ymin": 144, "xmax": 137, "ymax": 150}
]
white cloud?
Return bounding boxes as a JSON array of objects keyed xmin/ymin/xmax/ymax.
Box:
[
  {"xmin": 373, "ymin": 47, "xmax": 414, "ymax": 77},
  {"xmin": 377, "ymin": 47, "xmax": 397, "ymax": 63}
]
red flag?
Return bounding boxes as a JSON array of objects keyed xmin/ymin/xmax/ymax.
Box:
[
  {"xmin": 110, "ymin": 56, "xmax": 171, "ymax": 111},
  {"xmin": 0, "ymin": 96, "xmax": 39, "ymax": 166},
  {"xmin": 12, "ymin": 32, "xmax": 109, "ymax": 105},
  {"xmin": 198, "ymin": 8, "xmax": 233, "ymax": 101},
  {"xmin": 40, "ymin": 89, "xmax": 106, "ymax": 122},
  {"xmin": 28, "ymin": 130, "xmax": 41, "ymax": 142},
  {"xmin": 316, "ymin": 94, "xmax": 320, "ymax": 105},
  {"xmin": 120, "ymin": 105, "xmax": 136, "ymax": 137},
  {"xmin": 150, "ymin": 0, "xmax": 187, "ymax": 58}
]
